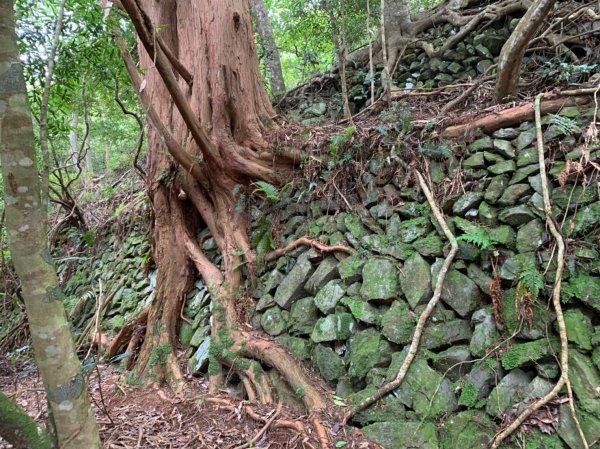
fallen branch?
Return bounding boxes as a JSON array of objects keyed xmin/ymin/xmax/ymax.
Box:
[
  {"xmin": 489, "ymin": 93, "xmax": 589, "ymax": 449},
  {"xmin": 342, "ymin": 171, "xmax": 458, "ymax": 424},
  {"xmin": 264, "ymin": 236, "xmax": 354, "ymax": 263},
  {"xmin": 441, "ymin": 94, "xmax": 591, "ymax": 138}
]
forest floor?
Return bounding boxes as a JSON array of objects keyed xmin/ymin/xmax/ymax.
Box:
[{"xmin": 0, "ymin": 355, "xmax": 378, "ymax": 449}]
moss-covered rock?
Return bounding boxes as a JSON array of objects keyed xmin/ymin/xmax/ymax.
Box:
[
  {"xmin": 501, "ymin": 339, "xmax": 558, "ymax": 370},
  {"xmin": 310, "ymin": 313, "xmax": 356, "ymax": 342},
  {"xmin": 564, "ymin": 201, "xmax": 600, "ymax": 237},
  {"xmin": 363, "ymin": 421, "xmax": 439, "ymax": 449},
  {"xmin": 563, "ymin": 274, "xmax": 600, "ymax": 312},
  {"xmin": 381, "ymin": 300, "xmax": 415, "ymax": 344},
  {"xmin": 422, "ymin": 320, "xmax": 472, "ymax": 350},
  {"xmin": 360, "ymin": 258, "xmax": 398, "ymax": 301},
  {"xmin": 289, "ymin": 297, "xmax": 319, "ymax": 335},
  {"xmin": 432, "ymin": 259, "xmax": 482, "ymax": 317},
  {"xmin": 347, "ymin": 329, "xmax": 393, "ymax": 379},
  {"xmin": 341, "ymin": 296, "xmax": 383, "ymax": 325},
  {"xmin": 275, "ymin": 335, "xmax": 313, "ymax": 361},
  {"xmin": 398, "ymin": 217, "xmax": 432, "ymax": 243},
  {"xmin": 563, "ymin": 309, "xmax": 593, "ymax": 351},
  {"xmin": 273, "ymin": 255, "xmax": 314, "ymax": 309},
  {"xmin": 439, "ymin": 410, "xmax": 494, "ymax": 449},
  {"xmin": 486, "ymin": 368, "xmax": 534, "ymax": 417},
  {"xmin": 400, "ymin": 253, "xmax": 432, "ymax": 308},
  {"xmin": 569, "ymin": 350, "xmax": 600, "ymax": 415},
  {"xmin": 312, "ymin": 344, "xmax": 345, "ymax": 382},
  {"xmin": 314, "ymin": 279, "xmax": 345, "ymax": 314},
  {"xmin": 260, "ymin": 307, "xmax": 289, "ymax": 336}
]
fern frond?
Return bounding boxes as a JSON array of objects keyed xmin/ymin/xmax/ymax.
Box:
[{"xmin": 457, "ymin": 228, "xmax": 497, "ymax": 250}]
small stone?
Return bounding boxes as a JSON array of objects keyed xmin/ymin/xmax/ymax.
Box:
[
  {"xmin": 273, "ymin": 256, "xmax": 314, "ymax": 309},
  {"xmin": 432, "ymin": 346, "xmax": 473, "ymax": 381},
  {"xmin": 255, "ymin": 294, "xmax": 276, "ymax": 312},
  {"xmin": 398, "ymin": 217, "xmax": 432, "ymax": 243},
  {"xmin": 515, "ymin": 129, "xmax": 536, "ymax": 150},
  {"xmin": 501, "ymin": 339, "xmax": 557, "ymax": 370},
  {"xmin": 439, "ymin": 411, "xmax": 495, "ymax": 449},
  {"xmin": 432, "ymin": 260, "xmax": 482, "ymax": 317},
  {"xmin": 347, "ymin": 329, "xmax": 393, "ymax": 379},
  {"xmin": 483, "ymin": 151, "xmax": 505, "ymax": 163},
  {"xmin": 569, "ymin": 350, "xmax": 600, "ymax": 415},
  {"xmin": 493, "ymin": 128, "xmax": 520, "ymax": 139},
  {"xmin": 467, "ymin": 264, "xmax": 493, "ymax": 294},
  {"xmin": 308, "ymin": 101, "xmax": 327, "ymax": 116},
  {"xmin": 486, "ymin": 368, "xmax": 534, "ymax": 417},
  {"xmin": 260, "ymin": 307, "xmax": 289, "ymax": 336},
  {"xmin": 476, "ymin": 59, "xmax": 493, "ymax": 74},
  {"xmin": 509, "ymin": 164, "xmax": 539, "ymax": 184},
  {"xmin": 262, "ymin": 269, "xmax": 284, "ymax": 294},
  {"xmin": 484, "ymin": 175, "xmax": 509, "ymax": 204},
  {"xmin": 564, "ymin": 274, "xmax": 600, "ymax": 312},
  {"xmin": 497, "ymin": 184, "xmax": 531, "ymax": 206},
  {"xmin": 310, "ymin": 313, "xmax": 356, "ymax": 342},
  {"xmin": 498, "ymin": 205, "xmax": 536, "ymax": 226},
  {"xmin": 470, "ymin": 307, "xmax": 498, "ymax": 357},
  {"xmin": 469, "ymin": 136, "xmax": 493, "ymax": 152},
  {"xmin": 492, "ymin": 139, "xmax": 516, "ymax": 158},
  {"xmin": 461, "ymin": 363, "xmax": 498, "ymax": 406},
  {"xmin": 344, "ymin": 214, "xmax": 367, "ymax": 238},
  {"xmin": 188, "ymin": 337, "xmax": 211, "ymax": 373},
  {"xmin": 400, "ymin": 253, "xmax": 432, "ymax": 308},
  {"xmin": 453, "ymin": 192, "xmax": 484, "ymax": 216},
  {"xmin": 363, "ymin": 422, "xmax": 439, "ymax": 449},
  {"xmin": 446, "ymin": 62, "xmax": 462, "ymax": 74},
  {"xmin": 314, "ymin": 280, "xmax": 345, "ymax": 314},
  {"xmin": 516, "ymin": 146, "xmax": 538, "ymax": 166},
  {"xmin": 563, "ymin": 310, "xmax": 593, "ymax": 351},
  {"xmin": 337, "ymin": 254, "xmax": 364, "ymax": 283},
  {"xmin": 565, "ymin": 201, "xmax": 600, "ymax": 237},
  {"xmin": 422, "ymin": 320, "xmax": 472, "ymax": 350},
  {"xmin": 381, "ymin": 300, "xmax": 415, "ymax": 344},
  {"xmin": 304, "ymin": 258, "xmax": 339, "ymax": 294},
  {"xmin": 288, "ymin": 298, "xmax": 319, "ymax": 336},
  {"xmin": 516, "ymin": 219, "xmax": 545, "ymax": 253},
  {"xmin": 464, "ymin": 152, "xmax": 485, "ymax": 168},
  {"xmin": 488, "ymin": 160, "xmax": 516, "ymax": 175},
  {"xmin": 412, "ymin": 233, "xmax": 444, "ymax": 257},
  {"xmin": 341, "ymin": 297, "xmax": 383, "ymax": 325},
  {"xmin": 313, "ymin": 345, "xmax": 345, "ymax": 382},
  {"xmin": 360, "ymin": 258, "xmax": 398, "ymax": 301}
]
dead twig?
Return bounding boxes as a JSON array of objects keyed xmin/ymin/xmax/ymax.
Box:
[{"xmin": 232, "ymin": 403, "xmax": 282, "ymax": 449}]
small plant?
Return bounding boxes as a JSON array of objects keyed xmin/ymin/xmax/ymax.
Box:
[
  {"xmin": 516, "ymin": 255, "xmax": 545, "ymax": 302},
  {"xmin": 457, "ymin": 228, "xmax": 498, "ymax": 251},
  {"xmin": 295, "ymin": 387, "xmax": 306, "ymax": 398},
  {"xmin": 548, "ymin": 114, "xmax": 579, "ymax": 136},
  {"xmin": 252, "ymin": 181, "xmax": 279, "ymax": 202},
  {"xmin": 328, "ymin": 125, "xmax": 356, "ymax": 157},
  {"xmin": 332, "ymin": 395, "xmax": 347, "ymax": 407}
]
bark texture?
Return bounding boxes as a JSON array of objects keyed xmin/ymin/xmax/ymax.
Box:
[
  {"xmin": 0, "ymin": 2, "xmax": 101, "ymax": 448},
  {"xmin": 250, "ymin": 0, "xmax": 286, "ymax": 100},
  {"xmin": 494, "ymin": 0, "xmax": 557, "ymax": 102},
  {"xmin": 117, "ymin": 0, "xmax": 326, "ymax": 411}
]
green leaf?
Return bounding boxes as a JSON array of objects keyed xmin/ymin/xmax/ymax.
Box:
[{"xmin": 336, "ymin": 441, "xmax": 347, "ymax": 448}]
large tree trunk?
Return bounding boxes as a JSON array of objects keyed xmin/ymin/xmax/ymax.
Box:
[
  {"xmin": 250, "ymin": 0, "xmax": 286, "ymax": 100},
  {"xmin": 494, "ymin": 0, "xmax": 557, "ymax": 103},
  {"xmin": 0, "ymin": 2, "xmax": 101, "ymax": 448},
  {"xmin": 116, "ymin": 0, "xmax": 327, "ymax": 411}
]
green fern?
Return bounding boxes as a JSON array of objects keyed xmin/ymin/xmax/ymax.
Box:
[
  {"xmin": 252, "ymin": 181, "xmax": 279, "ymax": 202},
  {"xmin": 457, "ymin": 228, "xmax": 498, "ymax": 251},
  {"xmin": 548, "ymin": 114, "xmax": 579, "ymax": 136},
  {"xmin": 516, "ymin": 255, "xmax": 545, "ymax": 301},
  {"xmin": 328, "ymin": 126, "xmax": 356, "ymax": 156}
]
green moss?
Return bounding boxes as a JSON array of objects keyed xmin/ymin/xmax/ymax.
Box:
[
  {"xmin": 149, "ymin": 343, "xmax": 172, "ymax": 367},
  {"xmin": 0, "ymin": 391, "xmax": 55, "ymax": 449},
  {"xmin": 458, "ymin": 382, "xmax": 479, "ymax": 408},
  {"xmin": 524, "ymin": 433, "xmax": 565, "ymax": 449},
  {"xmin": 501, "ymin": 339, "xmax": 558, "ymax": 370}
]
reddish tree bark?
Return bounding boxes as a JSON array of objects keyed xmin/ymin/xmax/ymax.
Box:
[{"xmin": 116, "ymin": 0, "xmax": 326, "ymax": 412}]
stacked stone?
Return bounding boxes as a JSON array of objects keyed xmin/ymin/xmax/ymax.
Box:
[{"xmin": 247, "ymin": 105, "xmax": 599, "ymax": 449}]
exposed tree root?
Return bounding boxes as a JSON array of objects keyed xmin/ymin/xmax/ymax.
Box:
[
  {"xmin": 232, "ymin": 403, "xmax": 282, "ymax": 449},
  {"xmin": 342, "ymin": 170, "xmax": 458, "ymax": 425},
  {"xmin": 108, "ymin": 308, "xmax": 148, "ymax": 359},
  {"xmin": 441, "ymin": 94, "xmax": 591, "ymax": 138},
  {"xmin": 488, "ymin": 93, "xmax": 589, "ymax": 449},
  {"xmin": 264, "ymin": 236, "xmax": 354, "ymax": 263}
]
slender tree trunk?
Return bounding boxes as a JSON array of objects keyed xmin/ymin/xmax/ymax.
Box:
[
  {"xmin": 0, "ymin": 2, "xmax": 101, "ymax": 448},
  {"xmin": 250, "ymin": 0, "xmax": 286, "ymax": 100},
  {"xmin": 39, "ymin": 0, "xmax": 67, "ymax": 218},
  {"xmin": 69, "ymin": 110, "xmax": 78, "ymax": 165},
  {"xmin": 0, "ymin": 392, "xmax": 55, "ymax": 449},
  {"xmin": 327, "ymin": 0, "xmax": 352, "ymax": 119},
  {"xmin": 116, "ymin": 0, "xmax": 326, "ymax": 411},
  {"xmin": 494, "ymin": 0, "xmax": 557, "ymax": 103}
]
